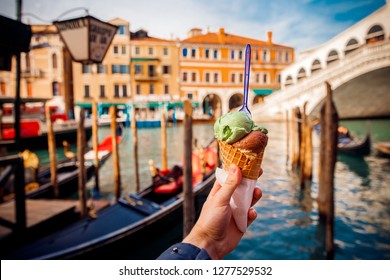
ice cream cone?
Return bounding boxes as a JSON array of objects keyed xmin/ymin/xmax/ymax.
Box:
[{"xmin": 218, "ymin": 140, "xmax": 265, "ymax": 180}]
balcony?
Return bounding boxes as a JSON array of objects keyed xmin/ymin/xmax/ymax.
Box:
[
  {"xmin": 21, "ymin": 69, "xmax": 46, "ymax": 79},
  {"xmin": 134, "ymin": 73, "xmax": 159, "ymax": 81}
]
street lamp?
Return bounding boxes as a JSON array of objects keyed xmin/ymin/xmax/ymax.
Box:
[{"xmin": 53, "ymin": 15, "xmax": 118, "ymax": 64}]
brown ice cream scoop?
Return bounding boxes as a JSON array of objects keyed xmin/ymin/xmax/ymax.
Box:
[{"xmin": 232, "ymin": 130, "xmax": 268, "ymax": 153}]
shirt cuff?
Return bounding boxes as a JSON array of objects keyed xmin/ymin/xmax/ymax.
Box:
[{"xmin": 156, "ymin": 242, "xmax": 211, "ymax": 260}]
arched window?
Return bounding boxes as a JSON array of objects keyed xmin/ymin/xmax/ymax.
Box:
[
  {"xmin": 345, "ymin": 38, "xmax": 359, "ymax": 55},
  {"xmin": 297, "ymin": 68, "xmax": 306, "ymax": 81},
  {"xmin": 52, "ymin": 53, "xmax": 58, "ymax": 69},
  {"xmin": 311, "ymin": 59, "xmax": 321, "ymax": 73},
  {"xmin": 366, "ymin": 24, "xmax": 385, "ymax": 44},
  {"xmin": 327, "ymin": 50, "xmax": 339, "ymax": 65},
  {"xmin": 285, "ymin": 75, "xmax": 293, "ymax": 87}
]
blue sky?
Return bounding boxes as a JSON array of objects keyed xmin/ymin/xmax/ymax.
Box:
[{"xmin": 0, "ymin": 0, "xmax": 386, "ymax": 52}]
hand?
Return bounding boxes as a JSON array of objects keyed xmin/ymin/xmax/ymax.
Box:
[{"xmin": 183, "ymin": 164, "xmax": 263, "ymax": 259}]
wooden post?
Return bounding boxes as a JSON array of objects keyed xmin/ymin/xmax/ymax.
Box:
[
  {"xmin": 111, "ymin": 106, "xmax": 121, "ymax": 200},
  {"xmin": 183, "ymin": 100, "xmax": 194, "ymax": 237},
  {"xmin": 14, "ymin": 155, "xmax": 26, "ymax": 232},
  {"xmin": 304, "ymin": 121, "xmax": 313, "ymax": 182},
  {"xmin": 77, "ymin": 108, "xmax": 87, "ymax": 217},
  {"xmin": 131, "ymin": 107, "xmax": 140, "ymax": 192},
  {"xmin": 299, "ymin": 103, "xmax": 307, "ymax": 188},
  {"xmin": 161, "ymin": 106, "xmax": 167, "ymax": 170},
  {"xmin": 92, "ymin": 100, "xmax": 100, "ymax": 193},
  {"xmin": 45, "ymin": 107, "xmax": 58, "ymax": 197},
  {"xmin": 317, "ymin": 81, "xmax": 338, "ymax": 259},
  {"xmin": 285, "ymin": 110, "xmax": 290, "ymax": 169},
  {"xmin": 291, "ymin": 107, "xmax": 300, "ymax": 171},
  {"xmin": 0, "ymin": 107, "xmax": 3, "ymax": 140}
]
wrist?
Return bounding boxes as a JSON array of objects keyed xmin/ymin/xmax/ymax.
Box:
[{"xmin": 183, "ymin": 228, "xmax": 219, "ymax": 260}]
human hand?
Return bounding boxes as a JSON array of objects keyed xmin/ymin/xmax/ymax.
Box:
[{"xmin": 183, "ymin": 164, "xmax": 263, "ymax": 259}]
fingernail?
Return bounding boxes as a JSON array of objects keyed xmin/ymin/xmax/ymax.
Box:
[{"xmin": 229, "ymin": 165, "xmax": 238, "ymax": 175}]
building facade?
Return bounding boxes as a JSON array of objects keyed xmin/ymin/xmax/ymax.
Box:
[{"xmin": 180, "ymin": 28, "xmax": 294, "ymax": 116}]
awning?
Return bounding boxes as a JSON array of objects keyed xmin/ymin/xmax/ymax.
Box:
[
  {"xmin": 253, "ymin": 89, "xmax": 273, "ymax": 96},
  {"xmin": 76, "ymin": 101, "xmax": 200, "ymax": 110}
]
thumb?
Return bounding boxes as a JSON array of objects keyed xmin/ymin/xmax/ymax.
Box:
[{"xmin": 216, "ymin": 164, "xmax": 241, "ymax": 204}]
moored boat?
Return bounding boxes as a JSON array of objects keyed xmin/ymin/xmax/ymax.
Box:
[{"xmin": 0, "ymin": 143, "xmax": 218, "ymax": 260}]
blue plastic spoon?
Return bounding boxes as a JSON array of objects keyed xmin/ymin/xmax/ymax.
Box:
[{"xmin": 239, "ymin": 44, "xmax": 252, "ymax": 118}]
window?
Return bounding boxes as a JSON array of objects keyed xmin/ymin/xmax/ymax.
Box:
[
  {"xmin": 239, "ymin": 73, "xmax": 243, "ymax": 83},
  {"xmin": 277, "ymin": 52, "xmax": 282, "ymax": 62},
  {"xmin": 182, "ymin": 48, "xmax": 188, "ymax": 57},
  {"xmin": 52, "ymin": 82, "xmax": 59, "ymax": 96},
  {"xmin": 164, "ymin": 84, "xmax": 169, "ymax": 94},
  {"xmin": 187, "ymin": 93, "xmax": 193, "ymax": 100},
  {"xmin": 191, "ymin": 72, "xmax": 197, "ymax": 82},
  {"xmin": 162, "ymin": 65, "xmax": 171, "ymax": 74},
  {"xmin": 117, "ymin": 25, "xmax": 125, "ymax": 35},
  {"xmin": 327, "ymin": 50, "xmax": 339, "ymax": 65},
  {"xmin": 148, "ymin": 65, "xmax": 156, "ymax": 77},
  {"xmin": 255, "ymin": 50, "xmax": 259, "ymax": 61},
  {"xmin": 277, "ymin": 74, "xmax": 281, "ymax": 83},
  {"xmin": 238, "ymin": 50, "xmax": 243, "ymax": 60},
  {"xmin": 285, "ymin": 52, "xmax": 289, "ymax": 62},
  {"xmin": 205, "ymin": 73, "xmax": 210, "ymax": 83},
  {"xmin": 231, "ymin": 50, "xmax": 235, "ymax": 60},
  {"xmin": 205, "ymin": 49, "xmax": 209, "ymax": 59},
  {"xmin": 191, "ymin": 48, "xmax": 196, "ymax": 58},
  {"xmin": 136, "ymin": 84, "xmax": 141, "ymax": 95},
  {"xmin": 97, "ymin": 64, "xmax": 106, "ymax": 73},
  {"xmin": 263, "ymin": 50, "xmax": 268, "ymax": 62},
  {"xmin": 112, "ymin": 65, "xmax": 120, "ymax": 74},
  {"xmin": 263, "ymin": 73, "xmax": 268, "ymax": 84},
  {"xmin": 114, "ymin": 85, "xmax": 120, "ymax": 97},
  {"xmin": 256, "ymin": 73, "xmax": 260, "ymax": 83},
  {"xmin": 182, "ymin": 72, "xmax": 188, "ymax": 82},
  {"xmin": 213, "ymin": 50, "xmax": 218, "ymax": 59},
  {"xmin": 135, "ymin": 47, "xmax": 140, "ymax": 55},
  {"xmin": 52, "ymin": 53, "xmax": 57, "ymax": 69},
  {"xmin": 100, "ymin": 85, "xmax": 105, "ymax": 98},
  {"xmin": 135, "ymin": 64, "xmax": 142, "ymax": 74},
  {"xmin": 122, "ymin": 46, "xmax": 126, "ymax": 55},
  {"xmin": 231, "ymin": 73, "xmax": 235, "ymax": 83},
  {"xmin": 148, "ymin": 47, "xmax": 154, "ymax": 55},
  {"xmin": 82, "ymin": 64, "xmax": 92, "ymax": 74},
  {"xmin": 122, "ymin": 85, "xmax": 128, "ymax": 97},
  {"xmin": 150, "ymin": 84, "xmax": 154, "ymax": 94},
  {"xmin": 1, "ymin": 82, "xmax": 6, "ymax": 96},
  {"xmin": 113, "ymin": 46, "xmax": 119, "ymax": 54},
  {"xmin": 214, "ymin": 73, "xmax": 218, "ymax": 83},
  {"xmin": 163, "ymin": 47, "xmax": 168, "ymax": 56},
  {"xmin": 84, "ymin": 85, "xmax": 90, "ymax": 98},
  {"xmin": 120, "ymin": 65, "xmax": 129, "ymax": 74}
]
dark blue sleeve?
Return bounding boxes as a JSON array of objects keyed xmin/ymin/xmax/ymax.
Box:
[{"xmin": 156, "ymin": 242, "xmax": 211, "ymax": 260}]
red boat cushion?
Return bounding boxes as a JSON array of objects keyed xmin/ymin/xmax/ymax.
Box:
[
  {"xmin": 154, "ymin": 176, "xmax": 183, "ymax": 194},
  {"xmin": 2, "ymin": 120, "xmax": 41, "ymax": 139},
  {"xmin": 97, "ymin": 135, "xmax": 121, "ymax": 152}
]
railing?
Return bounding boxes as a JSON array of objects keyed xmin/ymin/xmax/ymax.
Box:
[
  {"xmin": 0, "ymin": 154, "xmax": 26, "ymax": 232},
  {"xmin": 253, "ymin": 40, "xmax": 390, "ymax": 114}
]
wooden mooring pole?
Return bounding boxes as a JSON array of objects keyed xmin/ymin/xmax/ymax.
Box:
[
  {"xmin": 111, "ymin": 106, "xmax": 121, "ymax": 200},
  {"xmin": 77, "ymin": 108, "xmax": 87, "ymax": 217},
  {"xmin": 131, "ymin": 107, "xmax": 140, "ymax": 193},
  {"xmin": 317, "ymin": 81, "xmax": 338, "ymax": 259},
  {"xmin": 92, "ymin": 100, "xmax": 100, "ymax": 193},
  {"xmin": 299, "ymin": 102, "xmax": 313, "ymax": 188},
  {"xmin": 161, "ymin": 106, "xmax": 167, "ymax": 170},
  {"xmin": 291, "ymin": 107, "xmax": 301, "ymax": 171},
  {"xmin": 45, "ymin": 106, "xmax": 58, "ymax": 197},
  {"xmin": 183, "ymin": 100, "xmax": 194, "ymax": 237}
]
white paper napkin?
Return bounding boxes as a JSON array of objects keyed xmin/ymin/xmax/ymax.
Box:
[{"xmin": 215, "ymin": 167, "xmax": 256, "ymax": 233}]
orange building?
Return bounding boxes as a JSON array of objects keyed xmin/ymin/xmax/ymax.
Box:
[{"xmin": 180, "ymin": 28, "xmax": 294, "ymax": 116}]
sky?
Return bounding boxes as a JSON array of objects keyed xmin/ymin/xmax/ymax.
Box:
[{"xmin": 0, "ymin": 0, "xmax": 387, "ymax": 53}]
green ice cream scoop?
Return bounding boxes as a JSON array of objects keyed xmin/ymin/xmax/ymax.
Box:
[{"xmin": 214, "ymin": 111, "xmax": 267, "ymax": 144}]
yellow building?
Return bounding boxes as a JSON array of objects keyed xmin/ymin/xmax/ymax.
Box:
[
  {"xmin": 180, "ymin": 28, "xmax": 294, "ymax": 116},
  {"xmin": 130, "ymin": 29, "xmax": 180, "ymax": 102},
  {"xmin": 0, "ymin": 24, "xmax": 64, "ymax": 99},
  {"xmin": 72, "ymin": 18, "xmax": 131, "ymax": 107}
]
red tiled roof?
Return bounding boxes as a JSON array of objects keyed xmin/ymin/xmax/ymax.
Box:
[{"xmin": 182, "ymin": 31, "xmax": 291, "ymax": 48}]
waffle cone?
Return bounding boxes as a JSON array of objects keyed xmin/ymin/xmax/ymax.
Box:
[{"xmin": 218, "ymin": 140, "xmax": 265, "ymax": 180}]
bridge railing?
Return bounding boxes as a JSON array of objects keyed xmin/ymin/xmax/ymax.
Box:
[{"xmin": 253, "ymin": 40, "xmax": 390, "ymax": 117}]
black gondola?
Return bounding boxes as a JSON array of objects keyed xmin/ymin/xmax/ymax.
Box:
[{"xmin": 0, "ymin": 145, "xmax": 218, "ymax": 260}]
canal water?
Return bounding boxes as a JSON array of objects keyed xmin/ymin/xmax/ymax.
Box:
[{"xmin": 34, "ymin": 119, "xmax": 390, "ymax": 260}]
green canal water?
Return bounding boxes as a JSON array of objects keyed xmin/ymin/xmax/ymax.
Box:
[{"xmin": 32, "ymin": 118, "xmax": 390, "ymax": 259}]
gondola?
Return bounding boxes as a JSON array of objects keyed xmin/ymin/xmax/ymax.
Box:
[
  {"xmin": 1, "ymin": 132, "xmax": 123, "ymax": 202},
  {"xmin": 337, "ymin": 133, "xmax": 371, "ymax": 156},
  {"xmin": 375, "ymin": 142, "xmax": 390, "ymax": 158},
  {"xmin": 0, "ymin": 144, "xmax": 218, "ymax": 260}
]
